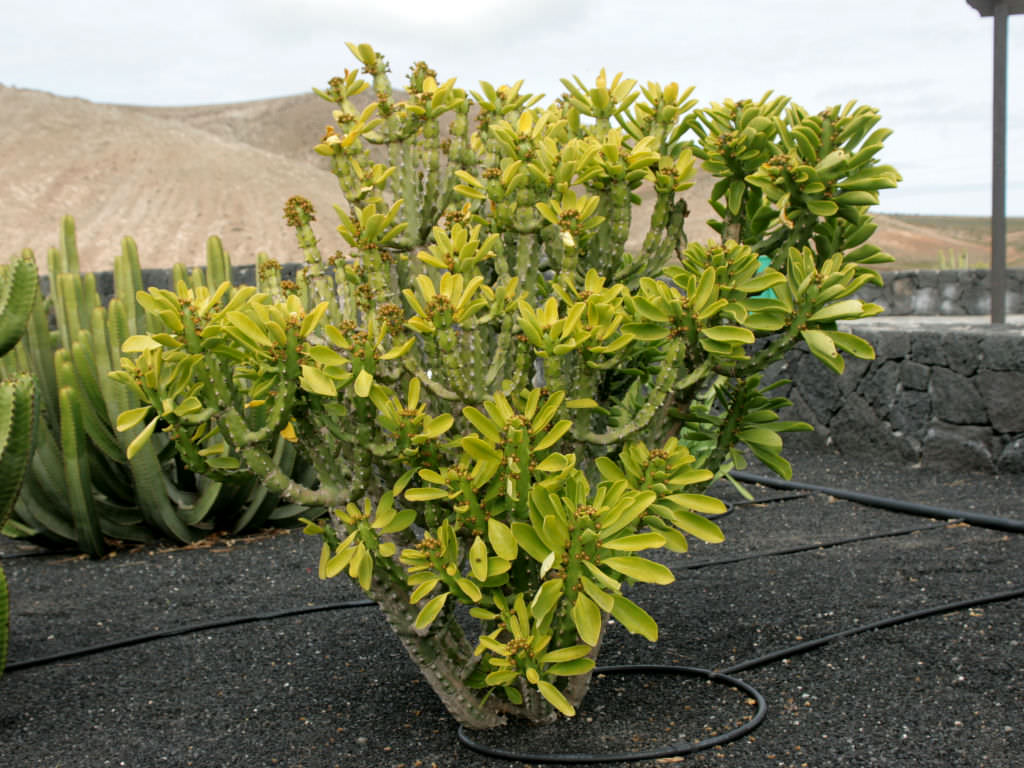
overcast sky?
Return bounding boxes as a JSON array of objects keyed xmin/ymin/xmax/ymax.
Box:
[{"xmin": 2, "ymin": 0, "xmax": 1021, "ymax": 216}]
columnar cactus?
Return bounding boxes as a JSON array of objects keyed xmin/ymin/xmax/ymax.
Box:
[
  {"xmin": 0, "ymin": 251, "xmax": 39, "ymax": 678},
  {"xmin": 5, "ymin": 217, "xmax": 309, "ymax": 555},
  {"xmin": 116, "ymin": 46, "xmax": 899, "ymax": 727}
]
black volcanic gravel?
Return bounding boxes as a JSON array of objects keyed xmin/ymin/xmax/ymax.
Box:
[{"xmin": 1, "ymin": 445, "xmax": 1022, "ymax": 768}]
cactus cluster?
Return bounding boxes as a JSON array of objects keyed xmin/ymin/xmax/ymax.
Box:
[
  {"xmin": 0, "ymin": 250, "xmax": 39, "ymax": 678},
  {"xmin": 117, "ymin": 45, "xmax": 899, "ymax": 727},
  {"xmin": 2, "ymin": 218, "xmax": 310, "ymax": 557}
]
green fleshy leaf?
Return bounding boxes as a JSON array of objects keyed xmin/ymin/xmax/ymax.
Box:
[
  {"xmin": 380, "ymin": 507, "xmax": 417, "ymax": 534},
  {"xmin": 602, "ymin": 532, "xmax": 666, "ymax": 552},
  {"xmin": 125, "ymin": 416, "xmax": 159, "ymax": 460},
  {"xmin": 602, "ymin": 556, "xmax": 675, "ymax": 585},
  {"xmin": 487, "ymin": 518, "xmax": 518, "ymax": 560},
  {"xmin": 469, "ymin": 536, "xmax": 489, "ymax": 581},
  {"xmin": 536, "ymin": 680, "xmax": 575, "ymax": 717},
  {"xmin": 116, "ymin": 406, "xmax": 151, "ymax": 432},
  {"xmin": 511, "ymin": 521, "xmax": 550, "ymax": 562},
  {"xmin": 701, "ymin": 325, "xmax": 755, "ymax": 344},
  {"xmin": 413, "ymin": 592, "xmax": 449, "ymax": 631},
  {"xmin": 611, "ymin": 594, "xmax": 658, "ymax": 641},
  {"xmin": 405, "ymin": 487, "xmax": 449, "ymax": 502},
  {"xmin": 548, "ymin": 658, "xmax": 596, "ymax": 677},
  {"xmin": 594, "ymin": 456, "xmax": 626, "ymax": 482},
  {"xmin": 354, "ymin": 368, "xmax": 374, "ymax": 397},
  {"xmin": 540, "ymin": 644, "xmax": 591, "ymax": 664},
  {"xmin": 300, "ymin": 365, "xmax": 338, "ymax": 397},
  {"xmin": 571, "ymin": 593, "xmax": 602, "ymax": 646},
  {"xmin": 530, "ymin": 578, "xmax": 564, "ymax": 624}
]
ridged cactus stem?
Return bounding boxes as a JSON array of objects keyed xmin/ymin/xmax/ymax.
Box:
[
  {"xmin": 0, "ymin": 373, "xmax": 36, "ymax": 526},
  {"xmin": 57, "ymin": 215, "xmax": 81, "ymax": 274},
  {"xmin": 360, "ymin": 246, "xmax": 392, "ymax": 307},
  {"xmin": 484, "ymin": 316, "xmax": 515, "ymax": 390},
  {"xmin": 241, "ymin": 440, "xmax": 352, "ymax": 508},
  {"xmin": 257, "ymin": 254, "xmax": 285, "ymax": 301},
  {"xmin": 58, "ymin": 385, "xmax": 104, "ymax": 556},
  {"xmin": 53, "ymin": 272, "xmax": 84, "ymax": 353},
  {"xmin": 601, "ymin": 181, "xmax": 633, "ymax": 274},
  {"xmin": 467, "ymin": 328, "xmax": 485, "ymax": 402},
  {"xmin": 115, "ymin": 238, "xmax": 148, "ymax": 335},
  {"xmin": 543, "ymin": 355, "xmax": 564, "ymax": 392},
  {"xmin": 0, "ymin": 252, "xmax": 39, "ymax": 357},
  {"xmin": 514, "ymin": 234, "xmax": 536, "ymax": 298},
  {"xmin": 205, "ymin": 237, "xmax": 231, "ymax": 290},
  {"xmin": 702, "ymin": 379, "xmax": 753, "ymax": 477},
  {"xmin": 577, "ymin": 340, "xmax": 681, "ymax": 445},
  {"xmin": 399, "ymin": 142, "xmax": 424, "ymax": 245},
  {"xmin": 193, "ymin": 365, "xmax": 348, "ymax": 507},
  {"xmin": 640, "ymin": 190, "xmax": 676, "ymax": 262},
  {"xmin": 284, "ymin": 196, "xmax": 334, "ymax": 309},
  {"xmin": 437, "ymin": 327, "xmax": 473, "ymax": 401},
  {"xmin": 402, "ymin": 356, "xmax": 460, "ymax": 402},
  {"xmin": 741, "ymin": 302, "xmax": 815, "ymax": 377},
  {"xmin": 366, "ymin": 573, "xmax": 507, "ymax": 730},
  {"xmin": 292, "ymin": 413, "xmax": 356, "ymax": 497}
]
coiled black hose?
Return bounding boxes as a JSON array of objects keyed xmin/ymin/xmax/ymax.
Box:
[{"xmin": 457, "ymin": 665, "xmax": 768, "ymax": 764}]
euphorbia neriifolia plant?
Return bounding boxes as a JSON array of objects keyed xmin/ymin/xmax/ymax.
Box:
[{"xmin": 113, "ymin": 44, "xmax": 899, "ymax": 728}]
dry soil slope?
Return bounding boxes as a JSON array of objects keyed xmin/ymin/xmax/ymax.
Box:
[{"xmin": 1, "ymin": 86, "xmax": 348, "ymax": 274}]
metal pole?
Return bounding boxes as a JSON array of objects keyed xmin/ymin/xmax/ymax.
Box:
[{"xmin": 991, "ymin": 0, "xmax": 1008, "ymax": 324}]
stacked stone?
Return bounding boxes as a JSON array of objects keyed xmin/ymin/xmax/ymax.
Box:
[
  {"xmin": 856, "ymin": 269, "xmax": 1024, "ymax": 316},
  {"xmin": 768, "ymin": 323, "xmax": 1024, "ymax": 473}
]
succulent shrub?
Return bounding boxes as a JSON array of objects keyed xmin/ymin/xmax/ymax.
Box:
[
  {"xmin": 2, "ymin": 218, "xmax": 310, "ymax": 556},
  {"xmin": 116, "ymin": 44, "xmax": 899, "ymax": 727}
]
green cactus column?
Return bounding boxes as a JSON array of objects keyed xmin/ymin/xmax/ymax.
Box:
[{"xmin": 0, "ymin": 251, "xmax": 40, "ymax": 678}]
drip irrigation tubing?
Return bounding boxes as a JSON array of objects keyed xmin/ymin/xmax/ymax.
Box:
[
  {"xmin": 730, "ymin": 470, "xmax": 1024, "ymax": 533},
  {"xmin": 729, "ymin": 491, "xmax": 811, "ymax": 507},
  {"xmin": 3, "ymin": 598, "xmax": 375, "ymax": 672},
  {"xmin": 0, "ymin": 547, "xmax": 79, "ymax": 560},
  {"xmin": 674, "ymin": 519, "xmax": 954, "ymax": 572},
  {"xmin": 456, "ymin": 665, "xmax": 768, "ymax": 765},
  {"xmin": 720, "ymin": 584, "xmax": 1024, "ymax": 676}
]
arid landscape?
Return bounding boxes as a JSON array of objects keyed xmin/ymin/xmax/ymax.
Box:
[{"xmin": 3, "ymin": 83, "xmax": 1021, "ymax": 275}]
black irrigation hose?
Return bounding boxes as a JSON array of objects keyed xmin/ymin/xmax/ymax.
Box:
[
  {"xmin": 457, "ymin": 665, "xmax": 768, "ymax": 765},
  {"xmin": 0, "ymin": 547, "xmax": 79, "ymax": 560},
  {"xmin": 676, "ymin": 520, "xmax": 954, "ymax": 572},
  {"xmin": 730, "ymin": 470, "xmax": 1024, "ymax": 534},
  {"xmin": 720, "ymin": 584, "xmax": 1024, "ymax": 676},
  {"xmin": 729, "ymin": 491, "xmax": 811, "ymax": 507},
  {"xmin": 4, "ymin": 598, "xmax": 375, "ymax": 672}
]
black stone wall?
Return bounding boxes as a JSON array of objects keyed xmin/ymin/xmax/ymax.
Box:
[
  {"xmin": 856, "ymin": 269, "xmax": 1024, "ymax": 315},
  {"xmin": 768, "ymin": 323, "xmax": 1024, "ymax": 473}
]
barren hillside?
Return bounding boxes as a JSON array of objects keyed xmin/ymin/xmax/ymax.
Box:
[
  {"xmin": 2, "ymin": 84, "xmax": 1016, "ymax": 275},
  {"xmin": 1, "ymin": 86, "xmax": 349, "ymax": 274}
]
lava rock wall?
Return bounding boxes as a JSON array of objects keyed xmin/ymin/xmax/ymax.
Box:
[{"xmin": 770, "ymin": 323, "xmax": 1024, "ymax": 473}]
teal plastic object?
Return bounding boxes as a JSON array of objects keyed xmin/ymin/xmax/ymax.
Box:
[{"xmin": 755, "ymin": 254, "xmax": 777, "ymax": 298}]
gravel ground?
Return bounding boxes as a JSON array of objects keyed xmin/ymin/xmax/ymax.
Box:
[{"xmin": 1, "ymin": 445, "xmax": 1022, "ymax": 768}]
